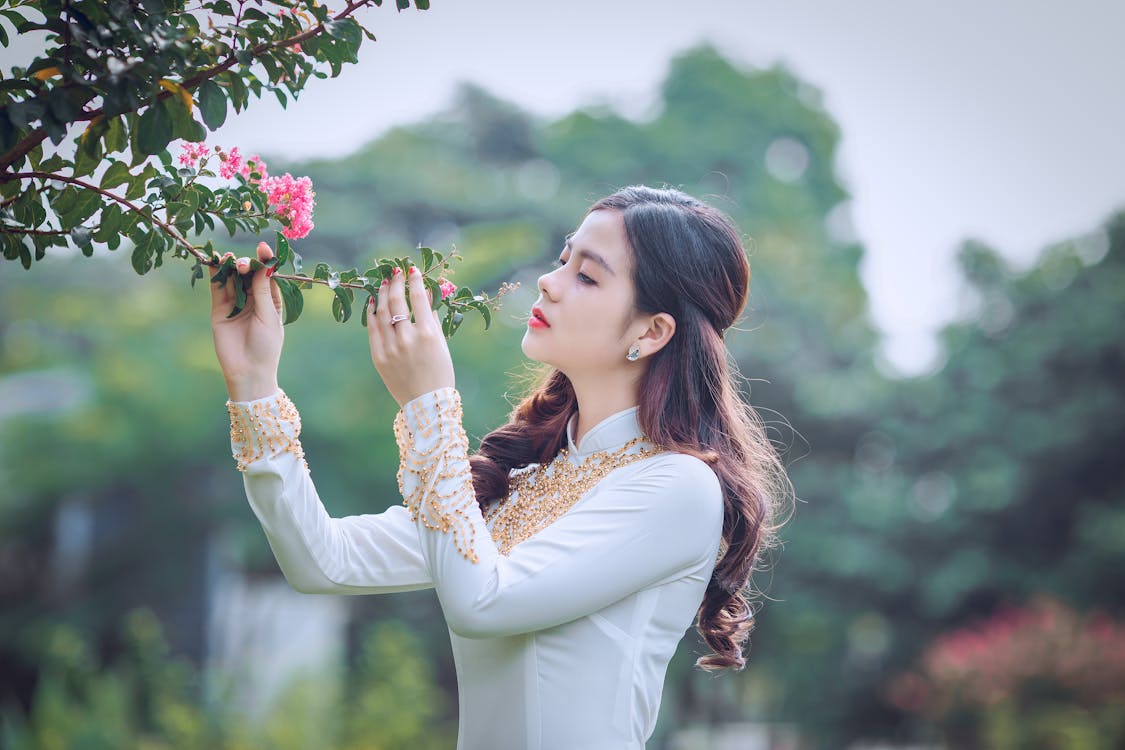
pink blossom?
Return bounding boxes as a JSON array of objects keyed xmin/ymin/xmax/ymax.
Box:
[
  {"xmin": 219, "ymin": 146, "xmax": 243, "ymax": 180},
  {"xmin": 438, "ymin": 278, "xmax": 457, "ymax": 300},
  {"xmin": 239, "ymin": 154, "xmax": 268, "ymax": 184},
  {"xmin": 260, "ymin": 172, "xmax": 315, "ymax": 240},
  {"xmin": 177, "ymin": 141, "xmax": 210, "ymax": 167}
]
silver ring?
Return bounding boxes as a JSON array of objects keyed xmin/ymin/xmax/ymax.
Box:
[{"xmin": 389, "ymin": 314, "xmax": 409, "ymax": 326}]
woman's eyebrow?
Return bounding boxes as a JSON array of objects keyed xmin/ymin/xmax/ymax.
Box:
[{"xmin": 563, "ymin": 237, "xmax": 616, "ymax": 276}]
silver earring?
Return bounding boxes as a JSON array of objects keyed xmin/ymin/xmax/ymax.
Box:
[{"xmin": 626, "ymin": 344, "xmax": 641, "ymax": 362}]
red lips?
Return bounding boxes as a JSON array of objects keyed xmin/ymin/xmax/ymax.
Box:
[{"xmin": 529, "ymin": 305, "xmax": 550, "ymax": 328}]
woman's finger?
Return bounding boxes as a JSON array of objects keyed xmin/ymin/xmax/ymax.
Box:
[
  {"xmin": 407, "ymin": 266, "xmax": 438, "ymax": 333},
  {"xmin": 385, "ymin": 267, "xmax": 410, "ymax": 328},
  {"xmin": 366, "ymin": 293, "xmax": 385, "ymax": 362},
  {"xmin": 249, "ymin": 244, "xmax": 279, "ymax": 326}
]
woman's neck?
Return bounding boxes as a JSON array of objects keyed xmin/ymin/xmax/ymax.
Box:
[{"xmin": 568, "ymin": 371, "xmax": 640, "ymax": 447}]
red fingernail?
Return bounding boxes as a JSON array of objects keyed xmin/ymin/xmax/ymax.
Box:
[
  {"xmin": 266, "ymin": 266, "xmax": 275, "ymax": 277},
  {"xmin": 409, "ymin": 266, "xmax": 418, "ymax": 275},
  {"xmin": 393, "ymin": 267, "xmax": 401, "ymax": 276}
]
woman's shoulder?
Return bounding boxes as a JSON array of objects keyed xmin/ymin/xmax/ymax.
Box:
[{"xmin": 627, "ymin": 450, "xmax": 724, "ymax": 510}]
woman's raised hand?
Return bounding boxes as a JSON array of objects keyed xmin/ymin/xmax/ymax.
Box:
[
  {"xmin": 209, "ymin": 241, "xmax": 284, "ymax": 402},
  {"xmin": 367, "ymin": 265, "xmax": 455, "ymax": 407}
]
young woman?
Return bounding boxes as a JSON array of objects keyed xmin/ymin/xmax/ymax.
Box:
[{"xmin": 210, "ymin": 186, "xmax": 790, "ymax": 750}]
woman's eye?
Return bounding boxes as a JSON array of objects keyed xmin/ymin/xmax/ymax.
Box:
[
  {"xmin": 577, "ymin": 272, "xmax": 596, "ymax": 286},
  {"xmin": 554, "ymin": 257, "xmax": 566, "ymax": 268}
]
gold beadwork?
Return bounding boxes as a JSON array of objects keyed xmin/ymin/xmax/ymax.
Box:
[
  {"xmin": 226, "ymin": 390, "xmax": 308, "ymax": 472},
  {"xmin": 484, "ymin": 438, "xmax": 663, "ymax": 556},
  {"xmin": 394, "ymin": 389, "xmax": 480, "ymax": 564}
]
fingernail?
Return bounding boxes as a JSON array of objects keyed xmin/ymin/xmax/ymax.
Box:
[
  {"xmin": 382, "ymin": 278, "xmax": 388, "ymax": 286},
  {"xmin": 392, "ymin": 267, "xmax": 401, "ymax": 276},
  {"xmin": 409, "ymin": 266, "xmax": 418, "ymax": 276},
  {"xmin": 266, "ymin": 266, "xmax": 275, "ymax": 278}
]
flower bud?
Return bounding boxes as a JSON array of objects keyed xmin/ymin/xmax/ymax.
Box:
[{"xmin": 243, "ymin": 201, "xmax": 252, "ymax": 211}]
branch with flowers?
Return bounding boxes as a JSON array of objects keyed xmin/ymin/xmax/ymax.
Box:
[{"xmin": 0, "ymin": 0, "xmax": 513, "ymax": 336}]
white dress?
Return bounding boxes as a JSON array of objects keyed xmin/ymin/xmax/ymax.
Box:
[{"xmin": 226, "ymin": 386, "xmax": 724, "ymax": 750}]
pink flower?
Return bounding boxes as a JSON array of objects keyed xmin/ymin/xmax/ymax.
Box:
[
  {"xmin": 438, "ymin": 278, "xmax": 457, "ymax": 300},
  {"xmin": 219, "ymin": 146, "xmax": 243, "ymax": 180},
  {"xmin": 259, "ymin": 172, "xmax": 315, "ymax": 240},
  {"xmin": 177, "ymin": 141, "xmax": 210, "ymax": 167},
  {"xmin": 239, "ymin": 154, "xmax": 268, "ymax": 184}
]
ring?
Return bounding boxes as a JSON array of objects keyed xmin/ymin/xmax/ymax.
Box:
[{"xmin": 389, "ymin": 314, "xmax": 409, "ymax": 326}]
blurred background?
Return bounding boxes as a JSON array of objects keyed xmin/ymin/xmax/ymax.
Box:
[{"xmin": 2, "ymin": 2, "xmax": 1124, "ymax": 748}]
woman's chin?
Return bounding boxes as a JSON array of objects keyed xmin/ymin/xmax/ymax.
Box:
[{"xmin": 520, "ymin": 333, "xmax": 552, "ymax": 366}]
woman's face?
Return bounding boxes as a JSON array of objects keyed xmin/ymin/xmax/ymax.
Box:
[{"xmin": 521, "ymin": 209, "xmax": 642, "ymax": 376}]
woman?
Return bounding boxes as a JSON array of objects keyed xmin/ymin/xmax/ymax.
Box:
[{"xmin": 211, "ymin": 186, "xmax": 790, "ymax": 749}]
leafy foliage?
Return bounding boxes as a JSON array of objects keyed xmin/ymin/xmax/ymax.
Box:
[{"xmin": 0, "ymin": 0, "xmax": 503, "ymax": 335}]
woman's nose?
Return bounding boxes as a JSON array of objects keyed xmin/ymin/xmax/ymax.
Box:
[{"xmin": 537, "ymin": 268, "xmax": 559, "ymax": 301}]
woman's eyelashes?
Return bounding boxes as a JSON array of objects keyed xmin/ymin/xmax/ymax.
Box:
[{"xmin": 554, "ymin": 255, "xmax": 597, "ymax": 286}]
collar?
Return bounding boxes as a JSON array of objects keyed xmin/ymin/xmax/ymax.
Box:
[{"xmin": 566, "ymin": 406, "xmax": 644, "ymax": 459}]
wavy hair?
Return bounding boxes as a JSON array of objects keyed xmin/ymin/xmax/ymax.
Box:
[{"xmin": 469, "ymin": 186, "xmax": 792, "ymax": 671}]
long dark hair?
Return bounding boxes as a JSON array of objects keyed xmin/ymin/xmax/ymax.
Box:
[{"xmin": 469, "ymin": 185, "xmax": 791, "ymax": 671}]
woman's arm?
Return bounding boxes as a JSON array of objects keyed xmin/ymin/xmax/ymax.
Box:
[
  {"xmin": 394, "ymin": 387, "xmax": 724, "ymax": 639},
  {"xmin": 227, "ymin": 389, "xmax": 432, "ymax": 595},
  {"xmin": 210, "ymin": 244, "xmax": 432, "ymax": 595}
]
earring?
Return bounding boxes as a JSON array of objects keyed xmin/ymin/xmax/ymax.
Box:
[{"xmin": 626, "ymin": 344, "xmax": 641, "ymax": 362}]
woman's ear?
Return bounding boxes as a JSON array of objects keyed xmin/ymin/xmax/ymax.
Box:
[{"xmin": 635, "ymin": 312, "xmax": 676, "ymax": 358}]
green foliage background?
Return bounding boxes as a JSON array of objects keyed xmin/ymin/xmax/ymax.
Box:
[{"xmin": 2, "ymin": 46, "xmax": 1122, "ymax": 748}]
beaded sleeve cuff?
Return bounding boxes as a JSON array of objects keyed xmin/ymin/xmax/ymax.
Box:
[
  {"xmin": 226, "ymin": 389, "xmax": 308, "ymax": 473},
  {"xmin": 393, "ymin": 388, "xmax": 480, "ymax": 564}
]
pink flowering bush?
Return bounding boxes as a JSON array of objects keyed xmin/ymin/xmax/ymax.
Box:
[
  {"xmin": 260, "ymin": 172, "xmax": 315, "ymax": 240},
  {"xmin": 889, "ymin": 596, "xmax": 1125, "ymax": 748},
  {"xmin": 438, "ymin": 277, "xmax": 457, "ymax": 300}
]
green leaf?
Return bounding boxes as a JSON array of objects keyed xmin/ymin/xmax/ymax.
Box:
[
  {"xmin": 102, "ymin": 161, "xmax": 132, "ymax": 190},
  {"xmin": 274, "ymin": 231, "xmax": 291, "ymax": 268},
  {"xmin": 198, "ymin": 79, "xmax": 228, "ymax": 130},
  {"xmin": 361, "ymin": 294, "xmax": 373, "ymax": 327},
  {"xmin": 228, "ymin": 277, "xmax": 248, "ymax": 318},
  {"xmin": 70, "ymin": 190, "xmax": 101, "ymax": 225},
  {"xmin": 105, "ymin": 116, "xmax": 128, "ymax": 153},
  {"xmin": 277, "ymin": 278, "xmax": 304, "ymax": 324},
  {"xmin": 53, "ymin": 186, "xmax": 78, "ymax": 215},
  {"xmin": 190, "ymin": 260, "xmax": 205, "ymax": 288},
  {"xmin": 421, "ymin": 245, "xmax": 434, "ymax": 272},
  {"xmin": 178, "ymin": 186, "xmax": 200, "ymax": 220},
  {"xmin": 137, "ymin": 102, "xmax": 173, "ymax": 156},
  {"xmin": 131, "ymin": 230, "xmax": 156, "ymax": 274},
  {"xmin": 225, "ymin": 72, "xmax": 249, "ymax": 113},
  {"xmin": 331, "ymin": 287, "xmax": 354, "ymax": 323}
]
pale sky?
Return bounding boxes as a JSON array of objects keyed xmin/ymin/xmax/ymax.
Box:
[{"xmin": 8, "ymin": 1, "xmax": 1125, "ymax": 374}]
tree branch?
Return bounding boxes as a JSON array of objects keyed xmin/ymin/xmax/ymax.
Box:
[
  {"xmin": 0, "ymin": 225, "xmax": 71, "ymax": 236},
  {"xmin": 2, "ymin": 171, "xmax": 208, "ymax": 261}
]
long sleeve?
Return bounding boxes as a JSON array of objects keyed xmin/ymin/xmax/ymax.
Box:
[
  {"xmin": 228, "ymin": 389, "xmax": 432, "ymax": 595},
  {"xmin": 394, "ymin": 387, "xmax": 725, "ymax": 639}
]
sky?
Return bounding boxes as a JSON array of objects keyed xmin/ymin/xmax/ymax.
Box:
[{"xmin": 9, "ymin": 1, "xmax": 1125, "ymax": 374}]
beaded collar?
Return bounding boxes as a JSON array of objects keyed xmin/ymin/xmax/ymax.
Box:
[{"xmin": 484, "ymin": 406, "xmax": 663, "ymax": 555}]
